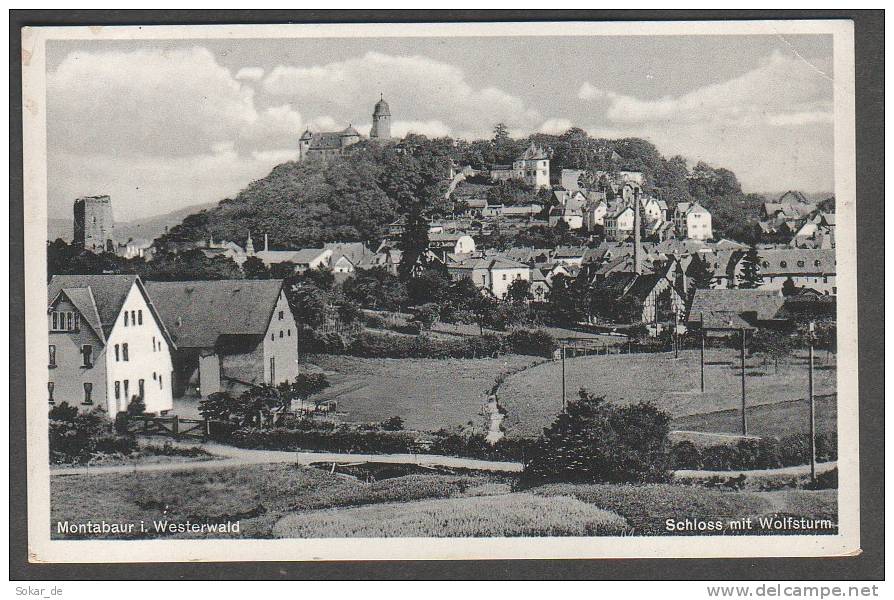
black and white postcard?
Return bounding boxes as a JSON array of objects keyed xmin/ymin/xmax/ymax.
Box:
[{"xmin": 21, "ymin": 19, "xmax": 861, "ymax": 563}]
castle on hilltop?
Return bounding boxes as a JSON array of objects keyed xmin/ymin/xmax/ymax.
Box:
[{"xmin": 298, "ymin": 96, "xmax": 393, "ymax": 162}]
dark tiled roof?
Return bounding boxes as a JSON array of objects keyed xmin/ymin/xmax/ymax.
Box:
[
  {"xmin": 144, "ymin": 279, "xmax": 283, "ymax": 349},
  {"xmin": 48, "ymin": 274, "xmax": 139, "ymax": 339},
  {"xmin": 688, "ymin": 288, "xmax": 787, "ymax": 329}
]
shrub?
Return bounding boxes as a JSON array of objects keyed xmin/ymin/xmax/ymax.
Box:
[
  {"xmin": 229, "ymin": 427, "xmax": 420, "ymax": 454},
  {"xmin": 49, "ymin": 402, "xmax": 137, "ymax": 464},
  {"xmin": 670, "ymin": 440, "xmax": 703, "ymax": 470},
  {"xmin": 506, "ymin": 329, "xmax": 556, "ymax": 357},
  {"xmin": 346, "ymin": 332, "xmax": 505, "ymax": 359},
  {"xmin": 521, "ymin": 389, "xmax": 672, "ymax": 485},
  {"xmin": 381, "ymin": 416, "xmax": 405, "ymax": 431},
  {"xmin": 363, "ymin": 313, "xmax": 387, "ymax": 329}
]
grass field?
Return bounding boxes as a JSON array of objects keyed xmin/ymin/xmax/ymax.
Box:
[
  {"xmin": 51, "ymin": 464, "xmax": 499, "ymax": 539},
  {"xmin": 529, "ymin": 483, "xmax": 837, "ymax": 535},
  {"xmin": 498, "ymin": 348, "xmax": 836, "ymax": 438},
  {"xmin": 52, "ymin": 462, "xmax": 837, "ymax": 539},
  {"xmin": 273, "ymin": 493, "xmax": 629, "ymax": 538},
  {"xmin": 304, "ymin": 354, "xmax": 543, "ymax": 431},
  {"xmin": 672, "ymin": 396, "xmax": 837, "ymax": 438}
]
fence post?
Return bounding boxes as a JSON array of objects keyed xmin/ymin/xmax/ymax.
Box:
[{"xmin": 173, "ymin": 415, "xmax": 180, "ymax": 437}]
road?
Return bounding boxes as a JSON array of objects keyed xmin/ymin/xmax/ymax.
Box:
[
  {"xmin": 674, "ymin": 461, "xmax": 837, "ymax": 479},
  {"xmin": 50, "ymin": 442, "xmax": 524, "ymax": 476}
]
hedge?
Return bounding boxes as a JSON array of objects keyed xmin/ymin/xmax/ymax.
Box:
[
  {"xmin": 671, "ymin": 433, "xmax": 838, "ymax": 471},
  {"xmin": 346, "ymin": 332, "xmax": 505, "ymax": 359},
  {"xmin": 230, "ymin": 427, "xmax": 420, "ymax": 454}
]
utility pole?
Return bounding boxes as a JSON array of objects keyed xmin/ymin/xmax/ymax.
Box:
[
  {"xmin": 809, "ymin": 321, "xmax": 817, "ymax": 482},
  {"xmin": 700, "ymin": 313, "xmax": 705, "ymax": 393},
  {"xmin": 674, "ymin": 310, "xmax": 679, "ymax": 359},
  {"xmin": 740, "ymin": 328, "xmax": 748, "ymax": 436},
  {"xmin": 561, "ymin": 343, "xmax": 567, "ymax": 410}
]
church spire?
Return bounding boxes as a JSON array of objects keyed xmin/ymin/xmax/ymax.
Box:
[{"xmin": 246, "ymin": 232, "xmax": 255, "ymax": 256}]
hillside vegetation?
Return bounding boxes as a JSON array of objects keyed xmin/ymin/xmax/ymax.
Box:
[{"xmin": 156, "ymin": 129, "xmax": 770, "ymax": 250}]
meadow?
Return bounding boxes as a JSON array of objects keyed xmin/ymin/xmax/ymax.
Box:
[
  {"xmin": 52, "ymin": 462, "xmax": 837, "ymax": 540},
  {"xmin": 51, "ymin": 464, "xmax": 500, "ymax": 539},
  {"xmin": 498, "ymin": 348, "xmax": 836, "ymax": 438},
  {"xmin": 303, "ymin": 354, "xmax": 543, "ymax": 431},
  {"xmin": 273, "ymin": 493, "xmax": 629, "ymax": 538}
]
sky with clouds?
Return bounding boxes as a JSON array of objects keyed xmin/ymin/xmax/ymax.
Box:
[{"xmin": 46, "ymin": 34, "xmax": 834, "ymax": 221}]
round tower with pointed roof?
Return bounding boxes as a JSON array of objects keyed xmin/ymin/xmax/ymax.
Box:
[{"xmin": 370, "ymin": 94, "xmax": 392, "ymax": 140}]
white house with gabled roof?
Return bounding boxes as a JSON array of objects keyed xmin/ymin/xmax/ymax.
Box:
[{"xmin": 47, "ymin": 275, "xmax": 176, "ymax": 417}]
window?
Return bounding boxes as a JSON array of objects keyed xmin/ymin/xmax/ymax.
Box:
[
  {"xmin": 160, "ymin": 374, "xmax": 164, "ymax": 390},
  {"xmin": 271, "ymin": 333, "xmax": 274, "ymax": 341},
  {"xmin": 83, "ymin": 382, "xmax": 93, "ymax": 405},
  {"xmin": 152, "ymin": 336, "xmax": 156, "ymax": 351},
  {"xmin": 114, "ymin": 381, "xmax": 121, "ymax": 400},
  {"xmin": 81, "ymin": 345, "xmax": 93, "ymax": 368},
  {"xmin": 287, "ymin": 329, "xmax": 291, "ymax": 337},
  {"xmin": 123, "ymin": 380, "xmax": 130, "ymax": 401},
  {"xmin": 48, "ymin": 382, "xmax": 55, "ymax": 404},
  {"xmin": 131, "ymin": 310, "xmax": 136, "ymax": 325},
  {"xmin": 279, "ymin": 330, "xmax": 284, "ymax": 338},
  {"xmin": 122, "ymin": 343, "xmax": 129, "ymax": 361},
  {"xmin": 815, "ymin": 260, "xmax": 822, "ymax": 267},
  {"xmin": 780, "ymin": 261, "xmax": 787, "ymax": 268},
  {"xmin": 49, "ymin": 311, "xmax": 79, "ymax": 332},
  {"xmin": 138, "ymin": 379, "xmax": 145, "ymax": 400},
  {"xmin": 48, "ymin": 345, "xmax": 56, "ymax": 368},
  {"xmin": 278, "ymin": 310, "xmax": 284, "ymax": 320},
  {"xmin": 269, "ymin": 357, "xmax": 276, "ymax": 384},
  {"xmin": 152, "ymin": 372, "xmax": 157, "ymax": 380},
  {"xmin": 114, "ymin": 344, "xmax": 120, "ymax": 361},
  {"xmin": 797, "ymin": 260, "xmax": 805, "ymax": 267},
  {"xmin": 137, "ymin": 310, "xmax": 143, "ymax": 325},
  {"xmin": 124, "ymin": 311, "xmax": 129, "ymax": 326}
]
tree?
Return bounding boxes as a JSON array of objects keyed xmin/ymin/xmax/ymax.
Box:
[
  {"xmin": 738, "ymin": 247, "xmax": 764, "ymax": 289},
  {"xmin": 522, "ymin": 389, "xmax": 672, "ymax": 485},
  {"xmin": 242, "ymin": 256, "xmax": 270, "ymax": 279},
  {"xmin": 278, "ymin": 374, "xmax": 331, "ymax": 411},
  {"xmin": 506, "ymin": 278, "xmax": 533, "ymax": 305},
  {"xmin": 412, "ymin": 303, "xmax": 441, "ymax": 331}
]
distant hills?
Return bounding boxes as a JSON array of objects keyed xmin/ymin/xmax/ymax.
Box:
[{"xmin": 47, "ymin": 202, "xmax": 218, "ymax": 244}]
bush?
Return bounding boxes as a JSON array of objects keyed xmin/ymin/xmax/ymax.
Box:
[
  {"xmin": 346, "ymin": 332, "xmax": 506, "ymax": 359},
  {"xmin": 229, "ymin": 427, "xmax": 420, "ymax": 454},
  {"xmin": 506, "ymin": 329, "xmax": 555, "ymax": 357},
  {"xmin": 49, "ymin": 402, "xmax": 137, "ymax": 464},
  {"xmin": 672, "ymin": 434, "xmax": 836, "ymax": 472},
  {"xmin": 521, "ymin": 389, "xmax": 672, "ymax": 485},
  {"xmin": 363, "ymin": 313, "xmax": 387, "ymax": 329},
  {"xmin": 380, "ymin": 416, "xmax": 405, "ymax": 431}
]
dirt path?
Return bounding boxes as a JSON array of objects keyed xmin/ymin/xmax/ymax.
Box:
[
  {"xmin": 50, "ymin": 442, "xmax": 524, "ymax": 477},
  {"xmin": 674, "ymin": 461, "xmax": 836, "ymax": 480}
]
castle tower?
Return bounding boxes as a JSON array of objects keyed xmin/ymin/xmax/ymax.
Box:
[
  {"xmin": 370, "ymin": 94, "xmax": 392, "ymax": 140},
  {"xmin": 73, "ymin": 195, "xmax": 115, "ymax": 253},
  {"xmin": 298, "ymin": 129, "xmax": 313, "ymax": 161}
]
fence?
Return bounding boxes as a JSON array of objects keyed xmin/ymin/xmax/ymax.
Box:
[{"xmin": 126, "ymin": 415, "xmax": 210, "ymax": 440}]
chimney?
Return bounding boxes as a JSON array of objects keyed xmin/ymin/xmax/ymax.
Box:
[
  {"xmin": 264, "ymin": 233, "xmax": 269, "ymax": 252},
  {"xmin": 633, "ymin": 188, "xmax": 642, "ymax": 275}
]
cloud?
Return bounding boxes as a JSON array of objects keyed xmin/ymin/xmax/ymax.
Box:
[
  {"xmin": 235, "ymin": 66, "xmax": 265, "ymax": 81},
  {"xmin": 578, "ymin": 51, "xmax": 833, "ymax": 128},
  {"xmin": 263, "ymin": 51, "xmax": 539, "ymax": 138},
  {"xmin": 574, "ymin": 51, "xmax": 835, "ymax": 192},
  {"xmin": 538, "ymin": 118, "xmax": 574, "ymax": 135},
  {"xmin": 48, "ymin": 46, "xmax": 305, "ymax": 157}
]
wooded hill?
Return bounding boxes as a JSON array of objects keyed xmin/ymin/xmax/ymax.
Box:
[{"xmin": 156, "ymin": 127, "xmax": 771, "ymax": 250}]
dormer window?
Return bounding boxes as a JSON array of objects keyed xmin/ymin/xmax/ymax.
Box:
[{"xmin": 50, "ymin": 311, "xmax": 79, "ymax": 332}]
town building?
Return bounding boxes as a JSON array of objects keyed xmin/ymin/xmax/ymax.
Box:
[
  {"xmin": 73, "ymin": 195, "xmax": 115, "ymax": 253},
  {"xmin": 48, "ymin": 275, "xmax": 175, "ymax": 417},
  {"xmin": 144, "ymin": 279, "xmax": 299, "ymax": 399},
  {"xmin": 446, "ymin": 255, "xmax": 531, "ymax": 299},
  {"xmin": 673, "ymin": 202, "xmax": 713, "ymax": 240},
  {"xmin": 512, "ymin": 143, "xmax": 551, "ymax": 189},
  {"xmin": 687, "ymin": 288, "xmax": 788, "ymax": 330}
]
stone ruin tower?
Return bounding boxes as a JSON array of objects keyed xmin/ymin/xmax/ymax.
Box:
[
  {"xmin": 73, "ymin": 195, "xmax": 115, "ymax": 253},
  {"xmin": 370, "ymin": 94, "xmax": 392, "ymax": 140}
]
